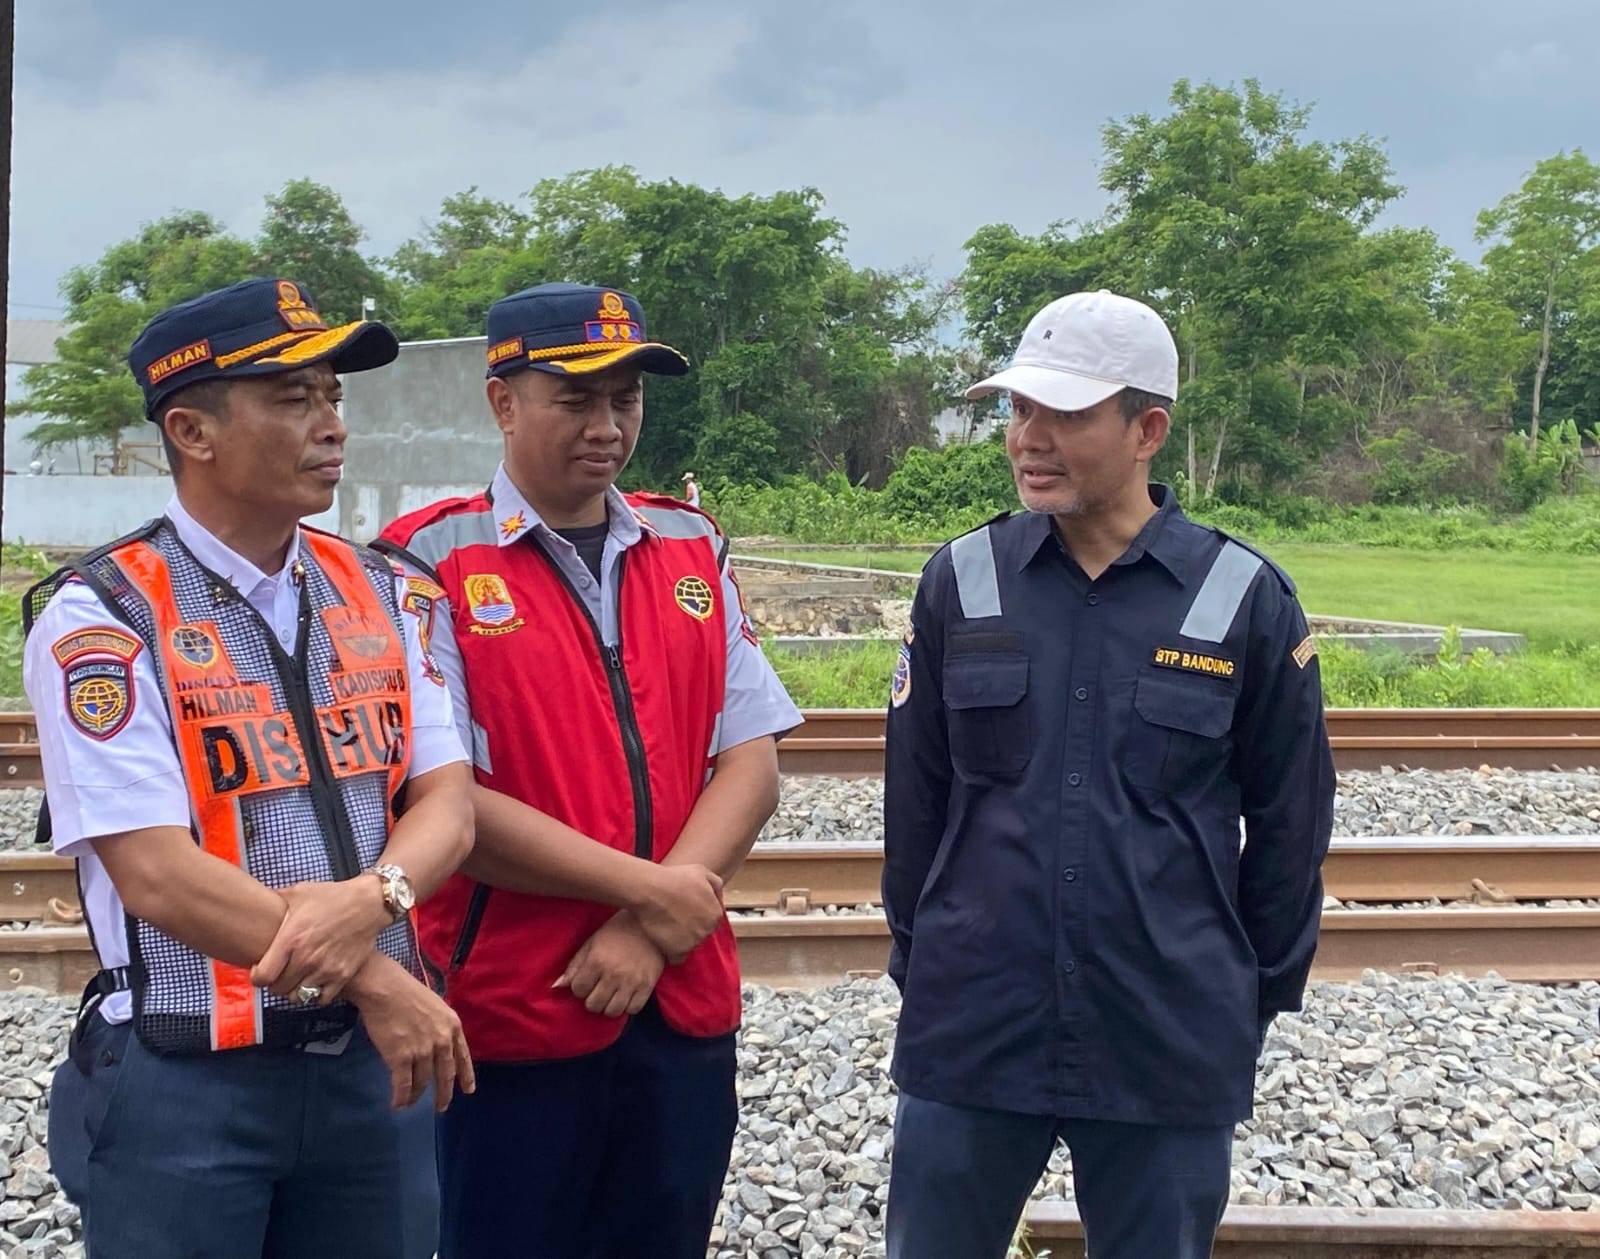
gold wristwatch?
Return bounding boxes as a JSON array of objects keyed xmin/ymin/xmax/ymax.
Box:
[{"xmin": 371, "ymin": 863, "xmax": 416, "ymax": 923}]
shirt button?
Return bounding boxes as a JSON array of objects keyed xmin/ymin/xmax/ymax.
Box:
[
  {"xmin": 1063, "ymin": 960, "xmax": 1077, "ymax": 975},
  {"xmin": 1086, "ymin": 594, "xmax": 1101, "ymax": 606},
  {"xmin": 1062, "ymin": 868, "xmax": 1077, "ymax": 883},
  {"xmin": 1074, "ymin": 687, "xmax": 1088, "ymax": 701},
  {"xmin": 1068, "ymin": 772, "xmax": 1082, "ymax": 787}
]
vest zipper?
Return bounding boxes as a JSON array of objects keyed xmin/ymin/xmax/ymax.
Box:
[
  {"xmin": 274, "ymin": 583, "xmax": 363, "ymax": 882},
  {"xmin": 531, "ymin": 544, "xmax": 655, "ymax": 860},
  {"xmin": 449, "ymin": 884, "xmax": 492, "ymax": 970}
]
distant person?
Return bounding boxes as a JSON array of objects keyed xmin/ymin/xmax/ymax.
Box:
[
  {"xmin": 881, "ymin": 290, "xmax": 1336, "ymax": 1259},
  {"xmin": 24, "ymin": 277, "xmax": 475, "ymax": 1258},
  {"xmin": 682, "ymin": 471, "xmax": 701, "ymax": 508},
  {"xmin": 377, "ymin": 282, "xmax": 801, "ymax": 1259}
]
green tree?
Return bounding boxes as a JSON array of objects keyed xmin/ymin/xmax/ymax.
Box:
[
  {"xmin": 1476, "ymin": 150, "xmax": 1600, "ymax": 447},
  {"xmin": 1099, "ymin": 79, "xmax": 1400, "ymax": 497},
  {"xmin": 386, "ymin": 188, "xmax": 546, "ymax": 340},
  {"xmin": 255, "ymin": 178, "xmax": 391, "ymax": 324},
  {"xmin": 8, "ymin": 212, "xmax": 254, "ymax": 462}
]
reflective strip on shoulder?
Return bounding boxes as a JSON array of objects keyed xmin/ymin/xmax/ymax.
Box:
[
  {"xmin": 1180, "ymin": 541, "xmax": 1263, "ymax": 643},
  {"xmin": 950, "ymin": 527, "xmax": 1001, "ymax": 619},
  {"xmin": 632, "ymin": 503, "xmax": 720, "ymax": 542},
  {"xmin": 400, "ymin": 509, "xmax": 499, "ymax": 569}
]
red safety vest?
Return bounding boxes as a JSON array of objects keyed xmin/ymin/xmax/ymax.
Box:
[{"xmin": 380, "ymin": 492, "xmax": 739, "ymax": 1061}]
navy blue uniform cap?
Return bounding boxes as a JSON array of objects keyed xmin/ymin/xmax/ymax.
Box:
[
  {"xmin": 130, "ymin": 277, "xmax": 400, "ymax": 418},
  {"xmin": 484, "ymin": 282, "xmax": 688, "ymax": 379}
]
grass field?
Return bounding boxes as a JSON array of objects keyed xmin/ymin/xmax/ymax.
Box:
[
  {"xmin": 765, "ymin": 544, "xmax": 1598, "ymax": 652},
  {"xmin": 3, "ymin": 543, "xmax": 1595, "ymax": 707}
]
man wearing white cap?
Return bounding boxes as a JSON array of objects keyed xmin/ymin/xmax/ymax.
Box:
[
  {"xmin": 681, "ymin": 472, "xmax": 701, "ymax": 508},
  {"xmin": 881, "ymin": 291, "xmax": 1335, "ymax": 1259}
]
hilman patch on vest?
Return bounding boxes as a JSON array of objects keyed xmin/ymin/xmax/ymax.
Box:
[
  {"xmin": 891, "ymin": 642, "xmax": 912, "ymax": 708},
  {"xmin": 464, "ymin": 573, "xmax": 525, "ymax": 636},
  {"xmin": 170, "ymin": 624, "xmax": 219, "ymax": 668},
  {"xmin": 1152, "ymin": 647, "xmax": 1236, "ymax": 679},
  {"xmin": 53, "ymin": 626, "xmax": 142, "ymax": 741},
  {"xmin": 1292, "ymin": 634, "xmax": 1318, "ymax": 670},
  {"xmin": 146, "ymin": 339, "xmax": 212, "ymax": 386},
  {"xmin": 674, "ymin": 575, "xmax": 715, "ymax": 622}
]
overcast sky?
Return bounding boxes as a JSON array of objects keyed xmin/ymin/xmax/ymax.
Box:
[{"xmin": 10, "ymin": 0, "xmax": 1599, "ymax": 318}]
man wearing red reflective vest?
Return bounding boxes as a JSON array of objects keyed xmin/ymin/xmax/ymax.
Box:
[{"xmin": 379, "ymin": 282, "xmax": 801, "ymax": 1259}]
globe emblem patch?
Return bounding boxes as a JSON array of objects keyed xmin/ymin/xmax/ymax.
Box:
[
  {"xmin": 673, "ymin": 576, "xmax": 715, "ymax": 622},
  {"xmin": 65, "ymin": 660, "xmax": 133, "ymax": 741},
  {"xmin": 170, "ymin": 625, "xmax": 218, "ymax": 668}
]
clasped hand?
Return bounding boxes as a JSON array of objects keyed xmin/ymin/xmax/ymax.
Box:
[{"xmin": 250, "ymin": 877, "xmax": 389, "ymax": 1003}]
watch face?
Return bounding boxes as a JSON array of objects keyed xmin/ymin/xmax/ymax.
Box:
[{"xmin": 394, "ymin": 877, "xmax": 417, "ymax": 914}]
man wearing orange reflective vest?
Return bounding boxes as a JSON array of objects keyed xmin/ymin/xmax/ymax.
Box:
[
  {"xmin": 24, "ymin": 279, "xmax": 476, "ymax": 1259},
  {"xmin": 379, "ymin": 282, "xmax": 801, "ymax": 1259}
]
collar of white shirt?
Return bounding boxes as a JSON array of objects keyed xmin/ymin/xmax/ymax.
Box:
[
  {"xmin": 487, "ymin": 463, "xmax": 658, "ymax": 550},
  {"xmin": 164, "ymin": 494, "xmax": 301, "ymax": 605}
]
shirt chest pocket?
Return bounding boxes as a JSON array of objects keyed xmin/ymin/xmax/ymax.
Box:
[
  {"xmin": 1125, "ymin": 669, "xmax": 1237, "ymax": 793},
  {"xmin": 943, "ymin": 654, "xmax": 1032, "ymax": 779}
]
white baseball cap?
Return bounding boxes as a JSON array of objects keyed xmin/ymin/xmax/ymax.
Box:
[{"xmin": 965, "ymin": 290, "xmax": 1179, "ymax": 412}]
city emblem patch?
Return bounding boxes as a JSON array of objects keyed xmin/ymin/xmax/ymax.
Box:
[
  {"xmin": 52, "ymin": 626, "xmax": 141, "ymax": 742},
  {"xmin": 465, "ymin": 573, "xmax": 525, "ymax": 636},
  {"xmin": 674, "ymin": 575, "xmax": 715, "ymax": 622},
  {"xmin": 66, "ymin": 659, "xmax": 133, "ymax": 741},
  {"xmin": 169, "ymin": 624, "xmax": 219, "ymax": 669},
  {"xmin": 890, "ymin": 642, "xmax": 912, "ymax": 708}
]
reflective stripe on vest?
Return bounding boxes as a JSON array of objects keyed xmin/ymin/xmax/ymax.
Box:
[
  {"xmin": 951, "ymin": 527, "xmax": 1002, "ymax": 619},
  {"xmin": 1180, "ymin": 541, "xmax": 1263, "ymax": 643}
]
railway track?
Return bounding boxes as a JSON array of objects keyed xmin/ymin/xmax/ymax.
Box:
[
  {"xmin": 782, "ymin": 708, "xmax": 1600, "ymax": 776},
  {"xmin": 5, "ymin": 838, "xmax": 1600, "ymax": 993},
  {"xmin": 1, "ymin": 708, "xmax": 1599, "ymax": 783},
  {"xmin": 1022, "ymin": 1203, "xmax": 1600, "ymax": 1255}
]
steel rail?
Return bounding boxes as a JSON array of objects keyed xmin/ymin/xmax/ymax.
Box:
[
  {"xmin": 5, "ymin": 907, "xmax": 1600, "ymax": 994},
  {"xmin": 5, "ymin": 838, "xmax": 1599, "ymax": 926},
  {"xmin": 5, "ymin": 709, "xmax": 1600, "ymax": 782},
  {"xmin": 1022, "ymin": 1203, "xmax": 1600, "ymax": 1256}
]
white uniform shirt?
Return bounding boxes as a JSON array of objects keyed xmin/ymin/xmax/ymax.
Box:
[
  {"xmin": 22, "ymin": 497, "xmax": 467, "ymax": 1022},
  {"xmin": 394, "ymin": 463, "xmax": 802, "ymax": 773}
]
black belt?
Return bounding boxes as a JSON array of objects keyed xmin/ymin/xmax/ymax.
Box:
[{"xmin": 69, "ymin": 967, "xmax": 130, "ymax": 1072}]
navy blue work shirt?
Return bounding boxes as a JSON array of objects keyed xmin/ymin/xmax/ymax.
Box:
[{"xmin": 883, "ymin": 485, "xmax": 1335, "ymax": 1127}]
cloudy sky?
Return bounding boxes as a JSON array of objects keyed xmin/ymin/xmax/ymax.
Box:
[{"xmin": 10, "ymin": 0, "xmax": 1599, "ymax": 318}]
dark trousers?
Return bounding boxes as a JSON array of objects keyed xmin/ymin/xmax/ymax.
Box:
[
  {"xmin": 48, "ymin": 1013, "xmax": 438, "ymax": 1259},
  {"xmin": 437, "ymin": 1001, "xmax": 738, "ymax": 1259},
  {"xmin": 886, "ymin": 1091, "xmax": 1233, "ymax": 1259}
]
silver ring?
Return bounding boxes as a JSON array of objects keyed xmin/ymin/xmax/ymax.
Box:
[{"xmin": 295, "ymin": 984, "xmax": 322, "ymax": 1007}]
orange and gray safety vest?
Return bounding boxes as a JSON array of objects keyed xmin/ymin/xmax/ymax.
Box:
[{"xmin": 27, "ymin": 519, "xmax": 415, "ymax": 1055}]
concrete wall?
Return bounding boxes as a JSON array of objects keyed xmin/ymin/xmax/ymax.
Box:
[
  {"xmin": 2, "ymin": 475, "xmax": 339, "ymax": 548},
  {"xmin": 2, "ymin": 337, "xmax": 497, "ymax": 547},
  {"xmin": 338, "ymin": 337, "xmax": 500, "ymax": 538}
]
